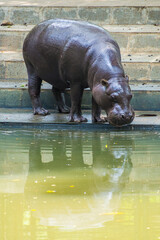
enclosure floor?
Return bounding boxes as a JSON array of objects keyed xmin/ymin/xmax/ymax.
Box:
[
  {"xmin": 0, "ymin": 0, "xmax": 159, "ymax": 6},
  {"xmin": 0, "ymin": 109, "xmax": 160, "ymax": 127}
]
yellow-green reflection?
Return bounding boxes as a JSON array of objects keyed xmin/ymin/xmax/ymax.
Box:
[{"xmin": 0, "ymin": 130, "xmax": 159, "ymax": 240}]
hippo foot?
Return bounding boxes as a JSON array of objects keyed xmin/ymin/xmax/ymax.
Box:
[
  {"xmin": 69, "ymin": 115, "xmax": 88, "ymax": 123},
  {"xmin": 58, "ymin": 105, "xmax": 70, "ymax": 114},
  {"xmin": 93, "ymin": 116, "xmax": 108, "ymax": 123},
  {"xmin": 34, "ymin": 107, "xmax": 50, "ymax": 116}
]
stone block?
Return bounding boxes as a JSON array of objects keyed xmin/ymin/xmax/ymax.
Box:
[
  {"xmin": 112, "ymin": 7, "xmax": 146, "ymax": 24},
  {"xmin": 82, "ymin": 90, "xmax": 91, "ymax": 109},
  {"xmin": 0, "ymin": 33, "xmax": 23, "ymax": 51},
  {"xmin": 5, "ymin": 62, "xmax": 27, "ymax": 80},
  {"xmin": 147, "ymin": 8, "xmax": 160, "ymax": 25},
  {"xmin": 0, "ymin": 9, "xmax": 5, "ymax": 23},
  {"xmin": 0, "ymin": 89, "xmax": 22, "ymax": 108},
  {"xmin": 40, "ymin": 90, "xmax": 56, "ymax": 109},
  {"xmin": 130, "ymin": 34, "xmax": 160, "ymax": 52},
  {"xmin": 150, "ymin": 65, "xmax": 160, "ymax": 80},
  {"xmin": 123, "ymin": 63, "xmax": 149, "ymax": 81},
  {"xmin": 21, "ymin": 90, "xmax": 32, "ymax": 108},
  {"xmin": 43, "ymin": 7, "xmax": 78, "ymax": 21},
  {"xmin": 111, "ymin": 33, "xmax": 129, "ymax": 50},
  {"xmin": 78, "ymin": 7, "xmax": 110, "ymax": 23},
  {"xmin": 10, "ymin": 7, "xmax": 40, "ymax": 25},
  {"xmin": 131, "ymin": 92, "xmax": 160, "ymax": 111},
  {"xmin": 0, "ymin": 63, "xmax": 5, "ymax": 79}
]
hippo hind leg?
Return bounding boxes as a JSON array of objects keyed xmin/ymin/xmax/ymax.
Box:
[
  {"xmin": 52, "ymin": 86, "xmax": 70, "ymax": 113},
  {"xmin": 26, "ymin": 61, "xmax": 49, "ymax": 116}
]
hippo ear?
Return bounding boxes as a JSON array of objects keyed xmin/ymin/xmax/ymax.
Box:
[
  {"xmin": 101, "ymin": 79, "xmax": 109, "ymax": 87},
  {"xmin": 125, "ymin": 75, "xmax": 129, "ymax": 82}
]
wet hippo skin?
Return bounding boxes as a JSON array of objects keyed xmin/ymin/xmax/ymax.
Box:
[{"xmin": 23, "ymin": 19, "xmax": 134, "ymax": 126}]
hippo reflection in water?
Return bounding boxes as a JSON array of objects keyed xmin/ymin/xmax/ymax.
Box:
[
  {"xmin": 25, "ymin": 132, "xmax": 133, "ymax": 230},
  {"xmin": 23, "ymin": 19, "xmax": 135, "ymax": 126}
]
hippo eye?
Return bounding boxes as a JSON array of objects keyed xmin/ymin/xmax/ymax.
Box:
[
  {"xmin": 128, "ymin": 94, "xmax": 132, "ymax": 100},
  {"xmin": 111, "ymin": 95, "xmax": 117, "ymax": 103}
]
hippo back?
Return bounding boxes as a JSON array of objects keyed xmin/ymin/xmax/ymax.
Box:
[{"xmin": 23, "ymin": 19, "xmax": 116, "ymax": 87}]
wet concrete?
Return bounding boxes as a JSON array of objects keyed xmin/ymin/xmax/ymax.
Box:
[{"xmin": 0, "ymin": 108, "xmax": 160, "ymax": 130}]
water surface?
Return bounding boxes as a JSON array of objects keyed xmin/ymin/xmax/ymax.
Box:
[{"xmin": 0, "ymin": 129, "xmax": 159, "ymax": 240}]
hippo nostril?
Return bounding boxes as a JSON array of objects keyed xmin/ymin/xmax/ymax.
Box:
[
  {"xmin": 121, "ymin": 113, "xmax": 133, "ymax": 121},
  {"xmin": 129, "ymin": 113, "xmax": 134, "ymax": 119},
  {"xmin": 126, "ymin": 114, "xmax": 134, "ymax": 122}
]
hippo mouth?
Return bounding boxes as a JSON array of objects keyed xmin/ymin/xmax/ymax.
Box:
[{"xmin": 107, "ymin": 114, "xmax": 134, "ymax": 127}]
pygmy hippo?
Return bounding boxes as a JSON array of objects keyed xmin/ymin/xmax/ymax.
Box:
[{"xmin": 23, "ymin": 19, "xmax": 134, "ymax": 126}]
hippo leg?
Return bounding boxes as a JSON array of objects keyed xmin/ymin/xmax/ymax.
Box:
[
  {"xmin": 92, "ymin": 97, "xmax": 106, "ymax": 123},
  {"xmin": 69, "ymin": 84, "xmax": 88, "ymax": 123},
  {"xmin": 27, "ymin": 62, "xmax": 49, "ymax": 116},
  {"xmin": 52, "ymin": 87, "xmax": 70, "ymax": 113}
]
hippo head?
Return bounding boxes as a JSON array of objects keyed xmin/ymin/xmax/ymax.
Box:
[{"xmin": 93, "ymin": 76, "xmax": 135, "ymax": 126}]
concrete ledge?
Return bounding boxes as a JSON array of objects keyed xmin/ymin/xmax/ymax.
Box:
[
  {"xmin": 0, "ymin": 0, "xmax": 160, "ymax": 7},
  {"xmin": 1, "ymin": 25, "xmax": 160, "ymax": 33},
  {"xmin": 0, "ymin": 83, "xmax": 160, "ymax": 111},
  {"xmin": 0, "ymin": 109, "xmax": 160, "ymax": 131},
  {"xmin": 0, "ymin": 51, "xmax": 160, "ymax": 82},
  {"xmin": 0, "ymin": 6, "xmax": 160, "ymax": 25},
  {"xmin": 1, "ymin": 25, "xmax": 160, "ymax": 53},
  {"xmin": 1, "ymin": 51, "xmax": 160, "ymax": 63}
]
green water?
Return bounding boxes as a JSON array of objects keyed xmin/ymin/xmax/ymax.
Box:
[{"xmin": 0, "ymin": 129, "xmax": 159, "ymax": 240}]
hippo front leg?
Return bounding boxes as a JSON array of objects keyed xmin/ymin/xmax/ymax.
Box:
[
  {"xmin": 92, "ymin": 97, "xmax": 106, "ymax": 123},
  {"xmin": 69, "ymin": 84, "xmax": 88, "ymax": 123}
]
